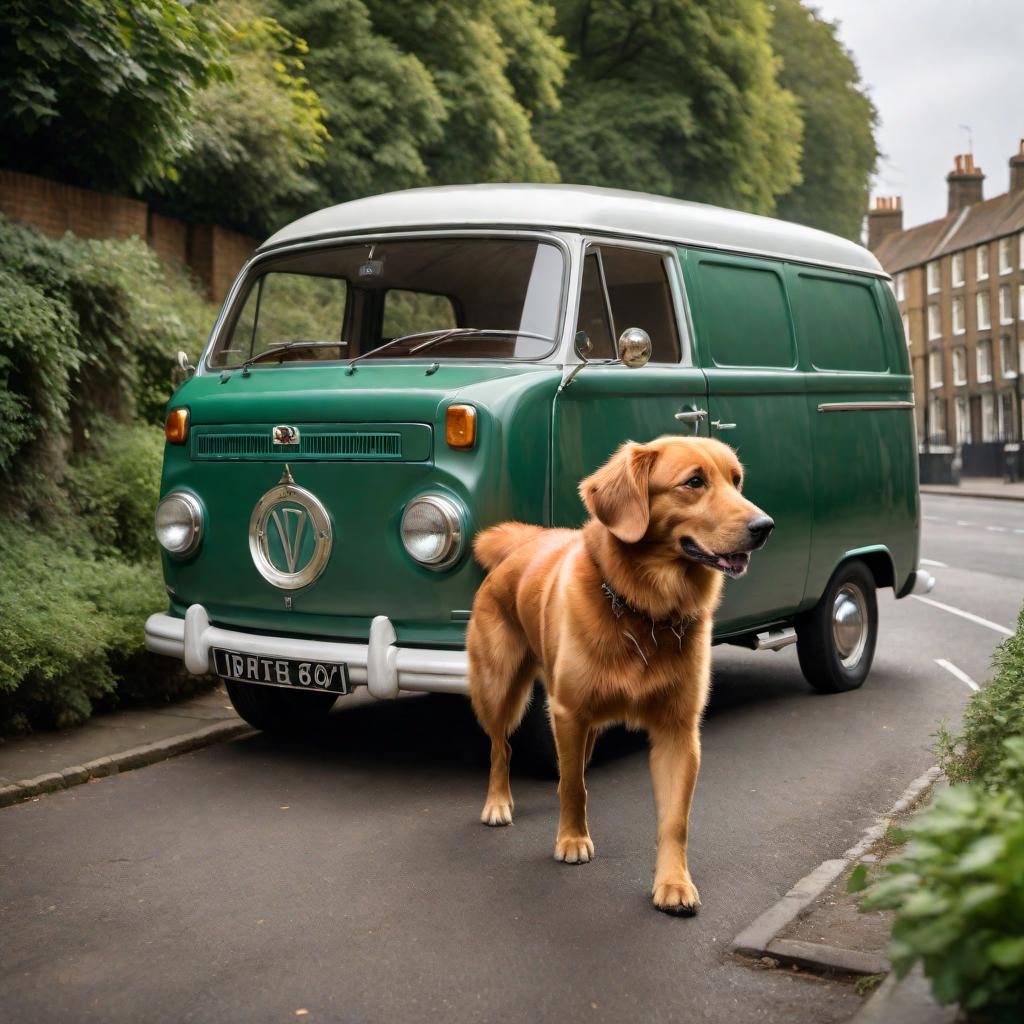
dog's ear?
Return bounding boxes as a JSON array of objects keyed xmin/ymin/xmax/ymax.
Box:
[{"xmin": 580, "ymin": 442, "xmax": 658, "ymax": 543}]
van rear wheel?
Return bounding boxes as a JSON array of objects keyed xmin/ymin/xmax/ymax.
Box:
[
  {"xmin": 226, "ymin": 681, "xmax": 337, "ymax": 732},
  {"xmin": 796, "ymin": 561, "xmax": 877, "ymax": 693}
]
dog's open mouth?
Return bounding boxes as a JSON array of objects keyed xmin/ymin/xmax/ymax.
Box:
[{"xmin": 681, "ymin": 538, "xmax": 751, "ymax": 579}]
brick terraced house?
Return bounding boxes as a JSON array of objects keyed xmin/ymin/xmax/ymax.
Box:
[{"xmin": 868, "ymin": 142, "xmax": 1024, "ymax": 479}]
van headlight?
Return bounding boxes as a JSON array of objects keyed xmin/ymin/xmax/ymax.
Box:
[
  {"xmin": 155, "ymin": 491, "xmax": 203, "ymax": 558},
  {"xmin": 400, "ymin": 494, "xmax": 464, "ymax": 570}
]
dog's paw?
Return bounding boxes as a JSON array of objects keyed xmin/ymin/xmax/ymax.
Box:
[
  {"xmin": 554, "ymin": 835, "xmax": 595, "ymax": 864},
  {"xmin": 480, "ymin": 798, "xmax": 513, "ymax": 826},
  {"xmin": 652, "ymin": 878, "xmax": 701, "ymax": 916}
]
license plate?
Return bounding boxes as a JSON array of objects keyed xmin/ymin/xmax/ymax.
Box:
[{"xmin": 212, "ymin": 648, "xmax": 350, "ymax": 695}]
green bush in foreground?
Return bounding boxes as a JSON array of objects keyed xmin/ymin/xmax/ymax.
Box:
[
  {"xmin": 862, "ymin": 745, "xmax": 1024, "ymax": 1022},
  {"xmin": 860, "ymin": 605, "xmax": 1024, "ymax": 1020}
]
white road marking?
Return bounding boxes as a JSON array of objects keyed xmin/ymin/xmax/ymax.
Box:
[
  {"xmin": 922, "ymin": 515, "xmax": 944, "ymax": 522},
  {"xmin": 920, "ymin": 558, "xmax": 947, "ymax": 567},
  {"xmin": 986, "ymin": 526, "xmax": 1007, "ymax": 533},
  {"xmin": 912, "ymin": 595, "xmax": 1013, "ymax": 636},
  {"xmin": 935, "ymin": 659, "xmax": 980, "ymax": 692},
  {"xmin": 955, "ymin": 520, "xmax": 976, "ymax": 527}
]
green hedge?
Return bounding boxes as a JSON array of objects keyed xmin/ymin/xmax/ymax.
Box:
[
  {"xmin": 860, "ymin": 604, "xmax": 1024, "ymax": 1021},
  {"xmin": 0, "ymin": 216, "xmax": 218, "ymax": 732}
]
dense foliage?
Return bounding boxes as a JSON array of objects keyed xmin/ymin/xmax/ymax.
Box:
[
  {"xmin": 0, "ymin": 0, "xmax": 229, "ymax": 191},
  {"xmin": 770, "ymin": 0, "xmax": 879, "ymax": 239},
  {"xmin": 859, "ymin": 605, "xmax": 1024, "ymax": 1019},
  {"xmin": 0, "ymin": 217, "xmax": 217, "ymax": 731},
  {"xmin": 538, "ymin": 0, "xmax": 802, "ymax": 214}
]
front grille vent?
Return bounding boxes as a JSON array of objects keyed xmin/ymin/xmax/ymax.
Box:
[{"xmin": 193, "ymin": 431, "xmax": 403, "ymax": 461}]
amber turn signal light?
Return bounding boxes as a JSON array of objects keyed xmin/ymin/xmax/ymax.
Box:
[
  {"xmin": 165, "ymin": 408, "xmax": 189, "ymax": 445},
  {"xmin": 445, "ymin": 404, "xmax": 476, "ymax": 450}
]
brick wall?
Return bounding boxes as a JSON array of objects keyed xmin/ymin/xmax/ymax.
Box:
[{"xmin": 0, "ymin": 169, "xmax": 258, "ymax": 302}]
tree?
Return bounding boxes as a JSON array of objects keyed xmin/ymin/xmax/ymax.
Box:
[
  {"xmin": 272, "ymin": 0, "xmax": 447, "ymax": 211},
  {"xmin": 365, "ymin": 0, "xmax": 568, "ymax": 185},
  {"xmin": 0, "ymin": 0, "xmax": 228, "ymax": 192},
  {"xmin": 770, "ymin": 0, "xmax": 878, "ymax": 240},
  {"xmin": 537, "ymin": 0, "xmax": 803, "ymax": 216},
  {"xmin": 154, "ymin": 0, "xmax": 329, "ymax": 235}
]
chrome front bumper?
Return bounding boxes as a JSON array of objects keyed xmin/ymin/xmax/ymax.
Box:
[{"xmin": 144, "ymin": 605, "xmax": 468, "ymax": 698}]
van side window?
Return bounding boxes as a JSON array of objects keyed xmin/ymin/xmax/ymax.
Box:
[
  {"xmin": 600, "ymin": 247, "xmax": 681, "ymax": 363},
  {"xmin": 383, "ymin": 290, "xmax": 458, "ymax": 340},
  {"xmin": 696, "ymin": 261, "xmax": 794, "ymax": 368},
  {"xmin": 576, "ymin": 252, "xmax": 615, "ymax": 358},
  {"xmin": 792, "ymin": 274, "xmax": 889, "ymax": 372}
]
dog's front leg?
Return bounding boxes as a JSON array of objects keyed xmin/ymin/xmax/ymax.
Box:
[
  {"xmin": 648, "ymin": 723, "xmax": 701, "ymax": 914},
  {"xmin": 551, "ymin": 706, "xmax": 595, "ymax": 864}
]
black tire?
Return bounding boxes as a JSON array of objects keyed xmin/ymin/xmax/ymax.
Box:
[
  {"xmin": 513, "ymin": 681, "xmax": 559, "ymax": 778},
  {"xmin": 796, "ymin": 560, "xmax": 878, "ymax": 693},
  {"xmin": 226, "ymin": 680, "xmax": 337, "ymax": 733}
]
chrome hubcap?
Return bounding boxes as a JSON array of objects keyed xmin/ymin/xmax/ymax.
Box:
[{"xmin": 832, "ymin": 584, "xmax": 868, "ymax": 669}]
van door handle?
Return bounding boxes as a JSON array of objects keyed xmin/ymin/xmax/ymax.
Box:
[
  {"xmin": 674, "ymin": 409, "xmax": 707, "ymax": 424},
  {"xmin": 711, "ymin": 420, "xmax": 736, "ymax": 431}
]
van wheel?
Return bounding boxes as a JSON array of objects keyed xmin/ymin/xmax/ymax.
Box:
[
  {"xmin": 796, "ymin": 561, "xmax": 877, "ymax": 693},
  {"xmin": 513, "ymin": 681, "xmax": 558, "ymax": 778},
  {"xmin": 226, "ymin": 681, "xmax": 337, "ymax": 733}
]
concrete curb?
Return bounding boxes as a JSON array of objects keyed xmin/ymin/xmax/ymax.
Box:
[
  {"xmin": 920, "ymin": 485, "xmax": 1023, "ymax": 502},
  {"xmin": 0, "ymin": 719, "xmax": 253, "ymax": 809},
  {"xmin": 850, "ymin": 965, "xmax": 957, "ymax": 1024},
  {"xmin": 729, "ymin": 766, "xmax": 941, "ymax": 976}
]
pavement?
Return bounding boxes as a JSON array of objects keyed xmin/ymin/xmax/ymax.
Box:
[
  {"xmin": 1, "ymin": 493, "xmax": 1020, "ymax": 1024},
  {"xmin": 920, "ymin": 475, "xmax": 1024, "ymax": 500}
]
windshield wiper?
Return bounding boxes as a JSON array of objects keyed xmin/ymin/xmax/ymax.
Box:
[
  {"xmin": 345, "ymin": 327, "xmax": 555, "ymax": 374},
  {"xmin": 240, "ymin": 340, "xmax": 346, "ymax": 375}
]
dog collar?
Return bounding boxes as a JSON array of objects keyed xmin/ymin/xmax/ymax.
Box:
[{"xmin": 600, "ymin": 581, "xmax": 691, "ymax": 632}]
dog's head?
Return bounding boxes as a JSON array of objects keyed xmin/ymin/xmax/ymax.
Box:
[{"xmin": 579, "ymin": 437, "xmax": 773, "ymax": 578}]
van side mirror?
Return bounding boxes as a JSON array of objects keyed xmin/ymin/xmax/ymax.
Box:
[
  {"xmin": 176, "ymin": 350, "xmax": 196, "ymax": 379},
  {"xmin": 618, "ymin": 327, "xmax": 652, "ymax": 368},
  {"xmin": 574, "ymin": 330, "xmax": 593, "ymax": 359}
]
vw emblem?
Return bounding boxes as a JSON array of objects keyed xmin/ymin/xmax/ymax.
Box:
[{"xmin": 249, "ymin": 465, "xmax": 332, "ymax": 590}]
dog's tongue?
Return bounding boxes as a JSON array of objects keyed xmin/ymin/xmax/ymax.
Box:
[{"xmin": 714, "ymin": 552, "xmax": 750, "ymax": 578}]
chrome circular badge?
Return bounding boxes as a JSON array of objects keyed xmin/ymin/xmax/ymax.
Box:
[{"xmin": 249, "ymin": 466, "xmax": 332, "ymax": 590}]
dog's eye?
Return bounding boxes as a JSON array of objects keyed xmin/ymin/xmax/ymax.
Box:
[
  {"xmin": 733, "ymin": 475, "xmax": 741, "ymax": 488},
  {"xmin": 683, "ymin": 475, "xmax": 704, "ymax": 489}
]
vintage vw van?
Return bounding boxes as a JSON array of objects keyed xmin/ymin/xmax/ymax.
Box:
[{"xmin": 146, "ymin": 184, "xmax": 933, "ymax": 736}]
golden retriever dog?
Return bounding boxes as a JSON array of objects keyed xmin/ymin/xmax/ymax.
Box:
[{"xmin": 467, "ymin": 436, "xmax": 773, "ymax": 914}]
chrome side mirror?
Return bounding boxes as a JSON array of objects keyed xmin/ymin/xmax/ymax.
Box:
[
  {"xmin": 176, "ymin": 350, "xmax": 196, "ymax": 379},
  {"xmin": 574, "ymin": 330, "xmax": 593, "ymax": 359},
  {"xmin": 618, "ymin": 327, "xmax": 652, "ymax": 368}
]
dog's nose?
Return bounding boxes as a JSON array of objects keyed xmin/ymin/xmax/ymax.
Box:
[{"xmin": 746, "ymin": 515, "xmax": 775, "ymax": 549}]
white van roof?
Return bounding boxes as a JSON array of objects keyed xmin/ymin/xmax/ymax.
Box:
[{"xmin": 261, "ymin": 183, "xmax": 885, "ymax": 277}]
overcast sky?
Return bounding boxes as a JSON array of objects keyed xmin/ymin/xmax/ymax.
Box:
[{"xmin": 809, "ymin": 0, "xmax": 1024, "ymax": 228}]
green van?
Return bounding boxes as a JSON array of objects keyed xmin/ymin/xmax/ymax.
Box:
[{"xmin": 146, "ymin": 184, "xmax": 933, "ymax": 734}]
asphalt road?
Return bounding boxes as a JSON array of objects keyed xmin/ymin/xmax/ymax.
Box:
[{"xmin": 2, "ymin": 495, "xmax": 1020, "ymax": 1024}]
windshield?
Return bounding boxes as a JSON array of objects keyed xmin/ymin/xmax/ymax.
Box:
[{"xmin": 207, "ymin": 237, "xmax": 565, "ymax": 369}]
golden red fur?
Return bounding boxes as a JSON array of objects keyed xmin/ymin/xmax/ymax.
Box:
[{"xmin": 467, "ymin": 436, "xmax": 772, "ymax": 914}]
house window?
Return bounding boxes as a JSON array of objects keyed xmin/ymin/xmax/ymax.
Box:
[
  {"xmin": 928, "ymin": 396, "xmax": 947, "ymax": 444},
  {"xmin": 954, "ymin": 395, "xmax": 971, "ymax": 444},
  {"xmin": 1000, "ymin": 285, "xmax": 1013, "ymax": 323},
  {"xmin": 981, "ymin": 393, "xmax": 996, "ymax": 442},
  {"xmin": 951, "ymin": 252, "xmax": 966, "ymax": 287},
  {"xmin": 977, "ymin": 339, "xmax": 993, "ymax": 382},
  {"xmin": 1020, "ymin": 232, "xmax": 1024, "ymax": 269},
  {"xmin": 928, "ymin": 349, "xmax": 943, "ymax": 388},
  {"xmin": 953, "ymin": 346, "xmax": 967, "ymax": 385},
  {"xmin": 895, "ymin": 273, "xmax": 906, "ymax": 302},
  {"xmin": 927, "ymin": 261, "xmax": 941, "ymax": 294},
  {"xmin": 998, "ymin": 392, "xmax": 1014, "ymax": 441},
  {"xmin": 999, "ymin": 237, "xmax": 1013, "ymax": 274},
  {"xmin": 1020, "ymin": 282, "xmax": 1024, "ymax": 318},
  {"xmin": 1001, "ymin": 335, "xmax": 1017, "ymax": 378},
  {"xmin": 977, "ymin": 291, "xmax": 991, "ymax": 330},
  {"xmin": 928, "ymin": 303, "xmax": 942, "ymax": 339},
  {"xmin": 977, "ymin": 245, "xmax": 989, "ymax": 280},
  {"xmin": 952, "ymin": 296, "xmax": 965, "ymax": 334}
]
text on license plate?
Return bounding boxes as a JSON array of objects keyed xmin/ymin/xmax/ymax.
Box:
[{"xmin": 212, "ymin": 648, "xmax": 350, "ymax": 694}]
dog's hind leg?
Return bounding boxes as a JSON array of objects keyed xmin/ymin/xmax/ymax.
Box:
[{"xmin": 468, "ymin": 602, "xmax": 535, "ymax": 827}]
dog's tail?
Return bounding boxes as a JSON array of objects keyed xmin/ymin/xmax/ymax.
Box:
[{"xmin": 474, "ymin": 522, "xmax": 546, "ymax": 572}]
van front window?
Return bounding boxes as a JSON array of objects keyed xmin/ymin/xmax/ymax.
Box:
[{"xmin": 208, "ymin": 238, "xmax": 565, "ymax": 369}]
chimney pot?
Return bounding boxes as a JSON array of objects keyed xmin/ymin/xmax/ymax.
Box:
[
  {"xmin": 1010, "ymin": 139, "xmax": 1024, "ymax": 192},
  {"xmin": 867, "ymin": 194, "xmax": 903, "ymax": 251}
]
